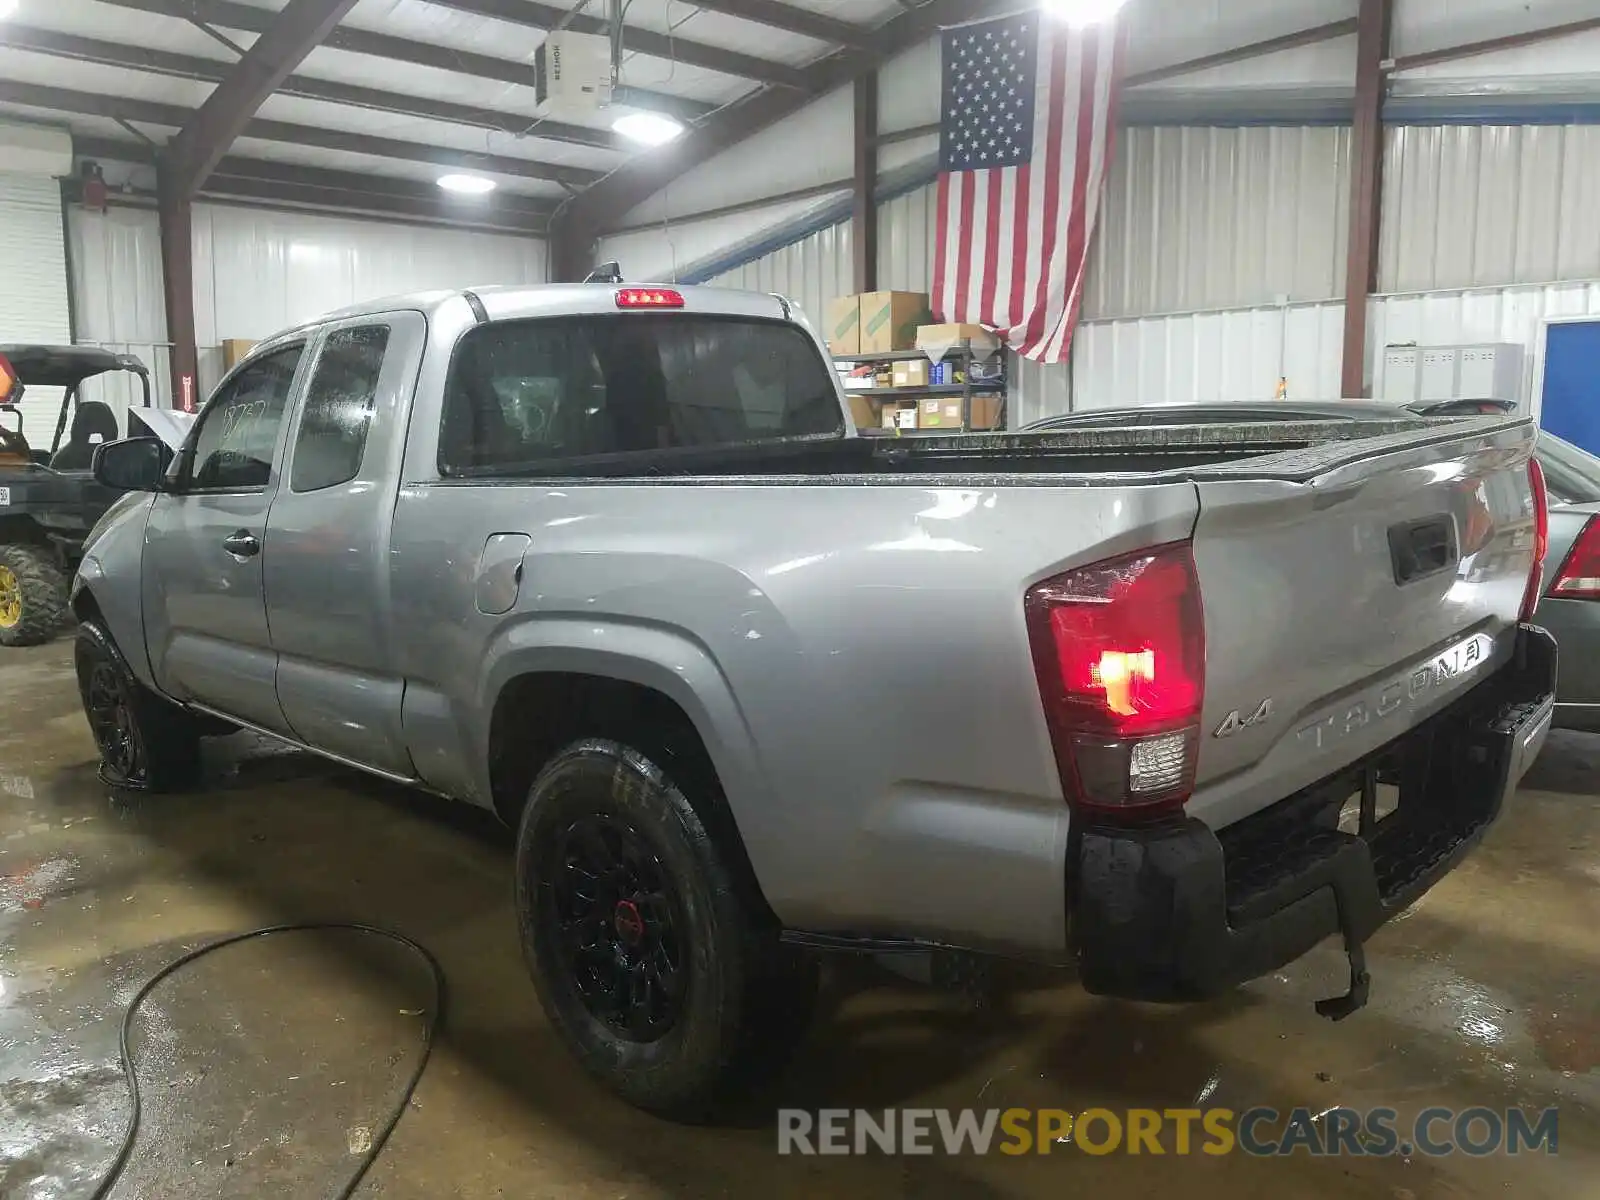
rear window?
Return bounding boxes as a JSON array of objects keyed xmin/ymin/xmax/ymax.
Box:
[{"xmin": 438, "ymin": 314, "xmax": 841, "ymax": 474}]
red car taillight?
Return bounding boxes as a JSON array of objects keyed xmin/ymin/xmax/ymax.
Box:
[
  {"xmin": 1547, "ymin": 513, "xmax": 1600, "ymax": 600},
  {"xmin": 1025, "ymin": 541, "xmax": 1206, "ymax": 821},
  {"xmin": 1521, "ymin": 458, "xmax": 1550, "ymax": 621},
  {"xmin": 615, "ymin": 287, "xmax": 684, "ymax": 309}
]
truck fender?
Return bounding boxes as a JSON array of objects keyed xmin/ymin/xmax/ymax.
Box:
[
  {"xmin": 72, "ymin": 554, "xmax": 162, "ymax": 694},
  {"xmin": 474, "ymin": 614, "xmax": 772, "ymax": 858}
]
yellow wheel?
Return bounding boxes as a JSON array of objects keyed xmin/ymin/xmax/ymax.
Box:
[
  {"xmin": 0, "ymin": 564, "xmax": 19, "ymax": 628},
  {"xmin": 0, "ymin": 544, "xmax": 69, "ymax": 646}
]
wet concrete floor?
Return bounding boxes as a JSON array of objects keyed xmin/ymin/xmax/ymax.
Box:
[{"xmin": 1, "ymin": 639, "xmax": 1598, "ymax": 1198}]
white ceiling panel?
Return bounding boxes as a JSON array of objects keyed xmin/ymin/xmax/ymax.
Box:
[
  {"xmin": 252, "ymin": 93, "xmax": 620, "ymax": 170},
  {"xmin": 612, "ymin": 0, "xmax": 829, "ymax": 64},
  {"xmin": 0, "ymin": 47, "xmax": 216, "ymax": 109},
  {"xmin": 298, "ymin": 45, "xmax": 543, "ymax": 113},
  {"xmin": 346, "ymin": 0, "xmax": 546, "ymax": 60},
  {"xmin": 0, "ymin": 106, "xmax": 141, "ymax": 144},
  {"xmin": 12, "ymin": 0, "xmax": 247, "ymax": 59},
  {"xmin": 226, "ymin": 137, "xmax": 568, "ymax": 198}
]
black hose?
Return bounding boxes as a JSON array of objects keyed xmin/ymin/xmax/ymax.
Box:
[{"xmin": 90, "ymin": 922, "xmax": 447, "ymax": 1200}]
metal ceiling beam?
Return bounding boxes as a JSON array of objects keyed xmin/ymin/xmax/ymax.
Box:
[
  {"xmin": 200, "ymin": 175, "xmax": 552, "ymax": 231},
  {"xmin": 673, "ymin": 0, "xmax": 874, "ymax": 48},
  {"xmin": 95, "ymin": 0, "xmax": 801, "ymax": 88},
  {"xmin": 419, "ymin": 0, "xmax": 808, "ymax": 86},
  {"xmin": 75, "ymin": 135, "xmax": 557, "ymax": 216},
  {"xmin": 1122, "ymin": 18, "xmax": 1360, "ymax": 88},
  {"xmin": 0, "ymin": 80, "xmax": 599, "ymax": 187},
  {"xmin": 1341, "ymin": 0, "xmax": 1393, "ymax": 399},
  {"xmin": 1387, "ymin": 15, "xmax": 1600, "ymax": 73},
  {"xmin": 551, "ymin": 0, "xmax": 1003, "ymax": 275},
  {"xmin": 0, "ymin": 23, "xmax": 622, "ymax": 151},
  {"xmin": 168, "ymin": 0, "xmax": 361, "ymax": 195}
]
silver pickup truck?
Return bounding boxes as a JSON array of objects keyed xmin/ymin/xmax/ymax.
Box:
[{"xmin": 72, "ymin": 283, "xmax": 1556, "ymax": 1117}]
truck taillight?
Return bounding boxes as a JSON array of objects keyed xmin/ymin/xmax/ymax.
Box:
[
  {"xmin": 1547, "ymin": 513, "xmax": 1600, "ymax": 600},
  {"xmin": 1521, "ymin": 458, "xmax": 1550, "ymax": 621},
  {"xmin": 615, "ymin": 287, "xmax": 684, "ymax": 309},
  {"xmin": 0, "ymin": 354, "xmax": 16, "ymax": 403},
  {"xmin": 1025, "ymin": 541, "xmax": 1206, "ymax": 820}
]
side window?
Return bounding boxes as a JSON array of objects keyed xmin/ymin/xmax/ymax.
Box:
[
  {"xmin": 188, "ymin": 345, "xmax": 303, "ymax": 490},
  {"xmin": 291, "ymin": 325, "xmax": 390, "ymax": 492}
]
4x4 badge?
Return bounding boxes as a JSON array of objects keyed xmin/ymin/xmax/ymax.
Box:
[{"xmin": 1215, "ymin": 699, "xmax": 1273, "ymax": 738}]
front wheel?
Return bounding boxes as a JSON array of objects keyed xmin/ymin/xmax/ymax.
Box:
[
  {"xmin": 516, "ymin": 738, "xmax": 816, "ymax": 1119},
  {"xmin": 75, "ymin": 621, "xmax": 203, "ymax": 792},
  {"xmin": 0, "ymin": 543, "xmax": 68, "ymax": 647}
]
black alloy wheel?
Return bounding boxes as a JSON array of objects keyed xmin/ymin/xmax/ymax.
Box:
[
  {"xmin": 547, "ymin": 814, "xmax": 686, "ymax": 1042},
  {"xmin": 82, "ymin": 654, "xmax": 143, "ymax": 785}
]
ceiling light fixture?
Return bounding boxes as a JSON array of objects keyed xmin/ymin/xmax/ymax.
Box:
[
  {"xmin": 1044, "ymin": 0, "xmax": 1130, "ymax": 26},
  {"xmin": 612, "ymin": 111, "xmax": 685, "ymax": 147},
  {"xmin": 436, "ymin": 173, "xmax": 496, "ymax": 195},
  {"xmin": 0, "ymin": 0, "xmax": 18, "ymax": 18}
]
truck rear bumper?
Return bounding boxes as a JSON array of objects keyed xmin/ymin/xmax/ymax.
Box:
[{"xmin": 1069, "ymin": 624, "xmax": 1556, "ymax": 1003}]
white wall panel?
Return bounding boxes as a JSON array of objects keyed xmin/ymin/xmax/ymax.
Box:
[
  {"xmin": 0, "ymin": 173, "xmax": 72, "ymax": 439},
  {"xmin": 703, "ymin": 220, "xmax": 853, "ymax": 331},
  {"xmin": 877, "ymin": 181, "xmax": 938, "ymax": 295},
  {"xmin": 69, "ymin": 201, "xmax": 545, "ymax": 400},
  {"xmin": 1371, "ymin": 282, "xmax": 1600, "ymax": 415},
  {"xmin": 1086, "ymin": 125, "xmax": 1351, "ymax": 319},
  {"xmin": 599, "ymin": 191, "xmax": 849, "ymax": 285},
  {"xmin": 67, "ymin": 205, "xmax": 174, "ymax": 415},
  {"xmin": 1070, "ymin": 302, "xmax": 1347, "ymax": 414},
  {"xmin": 1380, "ymin": 125, "xmax": 1600, "ymax": 293},
  {"xmin": 192, "ymin": 204, "xmax": 545, "ymax": 389}
]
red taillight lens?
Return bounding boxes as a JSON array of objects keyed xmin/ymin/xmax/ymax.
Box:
[
  {"xmin": 0, "ymin": 355, "xmax": 16, "ymax": 404},
  {"xmin": 1547, "ymin": 513, "xmax": 1600, "ymax": 600},
  {"xmin": 615, "ymin": 287, "xmax": 684, "ymax": 309},
  {"xmin": 1025, "ymin": 541, "xmax": 1206, "ymax": 820},
  {"xmin": 1521, "ymin": 457, "xmax": 1550, "ymax": 621}
]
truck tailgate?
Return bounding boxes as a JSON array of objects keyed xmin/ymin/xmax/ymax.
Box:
[{"xmin": 1187, "ymin": 418, "xmax": 1540, "ymax": 830}]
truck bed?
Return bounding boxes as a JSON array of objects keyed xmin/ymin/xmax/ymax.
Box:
[{"xmin": 439, "ymin": 413, "xmax": 1460, "ymax": 481}]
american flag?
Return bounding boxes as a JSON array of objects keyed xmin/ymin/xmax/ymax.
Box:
[{"xmin": 932, "ymin": 13, "xmax": 1120, "ymax": 363}]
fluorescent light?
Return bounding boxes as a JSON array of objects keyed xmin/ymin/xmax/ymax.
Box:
[
  {"xmin": 1044, "ymin": 0, "xmax": 1130, "ymax": 25},
  {"xmin": 0, "ymin": 0, "xmax": 17, "ymax": 18},
  {"xmin": 612, "ymin": 111, "xmax": 685, "ymax": 147},
  {"xmin": 436, "ymin": 173, "xmax": 496, "ymax": 195}
]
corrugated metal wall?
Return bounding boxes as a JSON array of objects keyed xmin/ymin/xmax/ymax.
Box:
[
  {"xmin": 1086, "ymin": 125, "xmax": 1351, "ymax": 319},
  {"xmin": 69, "ymin": 203, "xmax": 547, "ymax": 400},
  {"xmin": 0, "ymin": 173, "xmax": 73, "ymax": 438},
  {"xmin": 705, "ymin": 220, "xmax": 854, "ymax": 334},
  {"xmin": 1380, "ymin": 125, "xmax": 1600, "ymax": 293}
]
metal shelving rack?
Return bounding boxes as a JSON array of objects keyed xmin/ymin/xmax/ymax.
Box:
[{"xmin": 833, "ymin": 341, "xmax": 1007, "ymax": 433}]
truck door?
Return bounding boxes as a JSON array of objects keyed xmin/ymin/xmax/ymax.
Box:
[
  {"xmin": 142, "ymin": 342, "xmax": 306, "ymax": 734},
  {"xmin": 263, "ymin": 312, "xmax": 423, "ymax": 777}
]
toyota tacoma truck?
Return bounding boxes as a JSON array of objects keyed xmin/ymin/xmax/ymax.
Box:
[{"xmin": 70, "ymin": 283, "xmax": 1556, "ymax": 1117}]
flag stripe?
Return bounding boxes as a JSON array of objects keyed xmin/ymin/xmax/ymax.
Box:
[{"xmin": 979, "ymin": 168, "xmax": 1003, "ymax": 323}]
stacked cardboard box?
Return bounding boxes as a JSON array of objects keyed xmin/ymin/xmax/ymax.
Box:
[{"xmin": 824, "ymin": 292, "xmax": 931, "ymax": 355}]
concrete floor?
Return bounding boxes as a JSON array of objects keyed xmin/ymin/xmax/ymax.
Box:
[{"xmin": 2, "ymin": 640, "xmax": 1598, "ymax": 1199}]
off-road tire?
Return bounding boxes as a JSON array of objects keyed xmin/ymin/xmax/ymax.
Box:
[
  {"xmin": 516, "ymin": 737, "xmax": 817, "ymax": 1119},
  {"xmin": 75, "ymin": 620, "xmax": 204, "ymax": 792},
  {"xmin": 0, "ymin": 543, "xmax": 69, "ymax": 647}
]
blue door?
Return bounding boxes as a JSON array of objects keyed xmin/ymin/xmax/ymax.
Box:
[{"xmin": 1542, "ymin": 320, "xmax": 1600, "ymax": 455}]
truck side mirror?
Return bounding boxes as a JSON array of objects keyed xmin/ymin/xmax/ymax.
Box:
[{"xmin": 93, "ymin": 437, "xmax": 171, "ymax": 492}]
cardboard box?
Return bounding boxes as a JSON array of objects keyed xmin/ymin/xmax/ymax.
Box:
[
  {"xmin": 847, "ymin": 394, "xmax": 879, "ymax": 429},
  {"xmin": 915, "ymin": 322, "xmax": 1000, "ymax": 361},
  {"xmin": 860, "ymin": 291, "xmax": 931, "ymax": 353},
  {"xmin": 825, "ymin": 296, "xmax": 861, "ymax": 355},
  {"xmin": 221, "ymin": 338, "xmax": 255, "ymax": 369},
  {"xmin": 881, "ymin": 402, "xmax": 918, "ymax": 430},
  {"xmin": 917, "ymin": 394, "xmax": 1003, "ymax": 431},
  {"xmin": 891, "ymin": 359, "xmax": 930, "ymax": 388}
]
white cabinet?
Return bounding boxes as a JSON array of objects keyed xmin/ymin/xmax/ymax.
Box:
[{"xmin": 1377, "ymin": 343, "xmax": 1526, "ymax": 410}]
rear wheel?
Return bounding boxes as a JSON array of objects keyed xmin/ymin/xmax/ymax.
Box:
[
  {"xmin": 0, "ymin": 543, "xmax": 68, "ymax": 647},
  {"xmin": 516, "ymin": 737, "xmax": 816, "ymax": 1119},
  {"xmin": 75, "ymin": 620, "xmax": 204, "ymax": 791}
]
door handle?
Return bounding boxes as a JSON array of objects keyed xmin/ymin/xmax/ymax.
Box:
[{"xmin": 222, "ymin": 530, "xmax": 260, "ymax": 559}]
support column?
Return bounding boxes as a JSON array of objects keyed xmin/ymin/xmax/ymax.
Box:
[
  {"xmin": 852, "ymin": 72, "xmax": 879, "ymax": 293},
  {"xmin": 1340, "ymin": 0, "xmax": 1393, "ymax": 398},
  {"xmin": 158, "ymin": 166, "xmax": 198, "ymax": 412}
]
